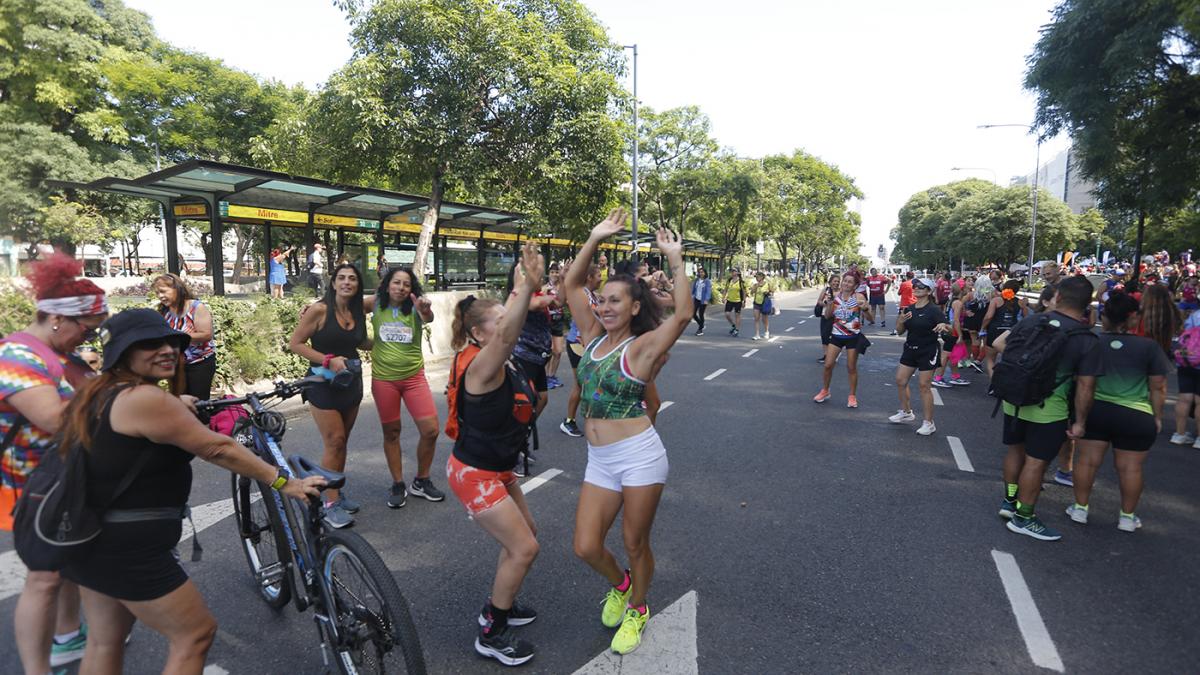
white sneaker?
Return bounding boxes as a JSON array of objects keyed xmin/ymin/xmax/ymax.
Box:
[
  {"xmin": 1065, "ymin": 504, "xmax": 1089, "ymax": 524},
  {"xmin": 1117, "ymin": 513, "xmax": 1142, "ymax": 532},
  {"xmin": 764, "ymin": 331, "xmax": 771, "ymax": 339},
  {"xmin": 916, "ymin": 420, "xmax": 936, "ymax": 436},
  {"xmin": 889, "ymin": 410, "xmax": 916, "ymax": 424},
  {"xmin": 1170, "ymin": 432, "xmax": 1195, "ymax": 445},
  {"xmin": 752, "ymin": 335, "xmax": 761, "ymax": 341},
  {"xmin": 1192, "ymin": 437, "xmax": 1200, "ymax": 450}
]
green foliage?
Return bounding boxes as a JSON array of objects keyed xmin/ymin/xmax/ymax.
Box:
[
  {"xmin": 1026, "ymin": 0, "xmax": 1200, "ymax": 216},
  {"xmin": 1130, "ymin": 207, "xmax": 1200, "ymax": 255},
  {"xmin": 892, "ymin": 179, "xmax": 995, "ymax": 270},
  {"xmin": 761, "ymin": 150, "xmax": 863, "ymax": 272},
  {"xmin": 203, "ymin": 295, "xmax": 311, "ymax": 390},
  {"xmin": 0, "ymin": 281, "xmax": 35, "ymax": 337}
]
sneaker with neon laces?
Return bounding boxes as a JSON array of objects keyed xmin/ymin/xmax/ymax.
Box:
[
  {"xmin": 1065, "ymin": 503, "xmax": 1089, "ymax": 524},
  {"xmin": 1117, "ymin": 513, "xmax": 1143, "ymax": 532},
  {"xmin": 998, "ymin": 497, "xmax": 1017, "ymax": 520},
  {"xmin": 50, "ymin": 624, "xmax": 87, "ymax": 667},
  {"xmin": 813, "ymin": 389, "xmax": 832, "ymax": 403},
  {"xmin": 847, "ymin": 395, "xmax": 858, "ymax": 408},
  {"xmin": 1006, "ymin": 513, "xmax": 1062, "ymax": 541},
  {"xmin": 1053, "ymin": 469, "xmax": 1074, "ymax": 487},
  {"xmin": 601, "ymin": 582, "xmax": 633, "ymax": 628},
  {"xmin": 888, "ymin": 410, "xmax": 915, "ymax": 423},
  {"xmin": 931, "ymin": 377, "xmax": 951, "ymax": 388},
  {"xmin": 916, "ymin": 420, "xmax": 936, "ymax": 435},
  {"xmin": 1170, "ymin": 432, "xmax": 1195, "ymax": 445},
  {"xmin": 611, "ymin": 606, "xmax": 650, "ymax": 655}
]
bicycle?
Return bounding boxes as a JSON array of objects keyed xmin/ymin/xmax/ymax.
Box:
[{"xmin": 197, "ymin": 376, "xmax": 427, "ymax": 674}]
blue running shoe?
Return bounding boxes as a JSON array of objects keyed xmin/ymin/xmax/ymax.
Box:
[
  {"xmin": 1006, "ymin": 513, "xmax": 1062, "ymax": 541},
  {"xmin": 998, "ymin": 497, "xmax": 1017, "ymax": 520}
]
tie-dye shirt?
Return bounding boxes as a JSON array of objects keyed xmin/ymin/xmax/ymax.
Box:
[{"xmin": 0, "ymin": 341, "xmax": 73, "ymax": 488}]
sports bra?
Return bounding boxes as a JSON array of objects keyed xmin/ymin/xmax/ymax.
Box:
[{"xmin": 577, "ymin": 335, "xmax": 646, "ymax": 419}]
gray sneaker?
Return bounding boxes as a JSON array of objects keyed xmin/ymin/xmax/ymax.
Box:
[
  {"xmin": 387, "ymin": 482, "xmax": 408, "ymax": 509},
  {"xmin": 338, "ymin": 490, "xmax": 361, "ymax": 514},
  {"xmin": 410, "ymin": 477, "xmax": 445, "ymax": 502},
  {"xmin": 323, "ymin": 502, "xmax": 355, "ymax": 529}
]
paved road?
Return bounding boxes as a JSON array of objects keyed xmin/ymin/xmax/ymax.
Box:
[{"xmin": 3, "ymin": 288, "xmax": 1199, "ymax": 673}]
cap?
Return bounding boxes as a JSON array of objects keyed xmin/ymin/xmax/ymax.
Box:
[
  {"xmin": 99, "ymin": 308, "xmax": 191, "ymax": 372},
  {"xmin": 911, "ymin": 277, "xmax": 936, "ymax": 290}
]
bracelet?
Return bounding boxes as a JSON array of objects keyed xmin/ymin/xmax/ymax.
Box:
[
  {"xmin": 322, "ymin": 353, "xmax": 334, "ymax": 368},
  {"xmin": 270, "ymin": 468, "xmax": 288, "ymax": 491}
]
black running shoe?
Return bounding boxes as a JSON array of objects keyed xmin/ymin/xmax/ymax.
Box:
[
  {"xmin": 559, "ymin": 418, "xmax": 583, "ymax": 437},
  {"xmin": 478, "ymin": 600, "xmax": 538, "ymax": 627},
  {"xmin": 410, "ymin": 477, "xmax": 445, "ymax": 502},
  {"xmin": 387, "ymin": 482, "xmax": 408, "ymax": 509},
  {"xmin": 475, "ymin": 625, "xmax": 535, "ymax": 667}
]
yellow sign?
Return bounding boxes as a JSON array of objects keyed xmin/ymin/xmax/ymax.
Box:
[
  {"xmin": 173, "ymin": 204, "xmax": 207, "ymax": 217},
  {"xmin": 383, "ymin": 221, "xmax": 423, "ymax": 234}
]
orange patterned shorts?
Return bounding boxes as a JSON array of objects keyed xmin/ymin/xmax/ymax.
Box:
[{"xmin": 446, "ymin": 455, "xmax": 518, "ymax": 516}]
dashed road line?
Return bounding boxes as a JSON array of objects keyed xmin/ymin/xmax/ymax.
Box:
[
  {"xmin": 659, "ymin": 400, "xmax": 674, "ymax": 412},
  {"xmin": 932, "ymin": 388, "xmax": 944, "ymax": 406},
  {"xmin": 768, "ymin": 336, "xmax": 780, "ymax": 343},
  {"xmin": 786, "ymin": 326, "xmax": 795, "ymax": 332},
  {"xmin": 991, "ymin": 550, "xmax": 1065, "ymax": 672},
  {"xmin": 946, "ymin": 436, "xmax": 975, "ymax": 473},
  {"xmin": 704, "ymin": 368, "xmax": 727, "ymax": 381},
  {"xmin": 797, "ymin": 320, "xmax": 807, "ymax": 325},
  {"xmin": 522, "ymin": 468, "xmax": 563, "ymax": 493},
  {"xmin": 741, "ymin": 349, "xmax": 758, "ymax": 358}
]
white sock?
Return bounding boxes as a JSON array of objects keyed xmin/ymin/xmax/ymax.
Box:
[{"xmin": 54, "ymin": 628, "xmax": 81, "ymax": 644}]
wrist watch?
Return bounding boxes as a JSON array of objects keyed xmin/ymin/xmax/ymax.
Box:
[{"xmin": 270, "ymin": 468, "xmax": 288, "ymax": 491}]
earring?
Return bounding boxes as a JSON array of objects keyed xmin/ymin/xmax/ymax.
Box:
[{"xmin": 52, "ymin": 325, "xmax": 60, "ymax": 332}]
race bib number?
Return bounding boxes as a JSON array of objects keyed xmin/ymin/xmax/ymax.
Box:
[{"xmin": 380, "ymin": 322, "xmax": 413, "ymax": 344}]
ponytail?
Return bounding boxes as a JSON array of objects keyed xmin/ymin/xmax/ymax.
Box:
[{"xmin": 451, "ymin": 295, "xmax": 500, "ymax": 351}]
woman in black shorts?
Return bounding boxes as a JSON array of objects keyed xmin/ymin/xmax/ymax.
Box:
[
  {"xmin": 981, "ymin": 279, "xmax": 1023, "ymax": 378},
  {"xmin": 60, "ymin": 309, "xmax": 323, "ymax": 673},
  {"xmin": 1067, "ymin": 292, "xmax": 1170, "ymax": 533},
  {"xmin": 289, "ymin": 263, "xmax": 368, "ymax": 528},
  {"xmin": 889, "ymin": 278, "xmax": 951, "ymax": 435}
]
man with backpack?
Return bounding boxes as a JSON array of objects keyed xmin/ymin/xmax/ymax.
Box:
[{"xmin": 992, "ymin": 276, "xmax": 1098, "ymax": 541}]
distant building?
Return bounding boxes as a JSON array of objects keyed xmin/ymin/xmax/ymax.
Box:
[{"xmin": 1009, "ymin": 146, "xmax": 1098, "ymax": 214}]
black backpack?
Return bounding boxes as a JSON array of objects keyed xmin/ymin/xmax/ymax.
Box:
[{"xmin": 989, "ymin": 313, "xmax": 1094, "ymax": 414}]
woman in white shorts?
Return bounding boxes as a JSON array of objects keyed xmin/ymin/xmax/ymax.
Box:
[{"xmin": 562, "ymin": 209, "xmax": 692, "ymax": 656}]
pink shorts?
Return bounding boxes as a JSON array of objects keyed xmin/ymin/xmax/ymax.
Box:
[
  {"xmin": 371, "ymin": 370, "xmax": 437, "ymax": 424},
  {"xmin": 446, "ymin": 455, "xmax": 518, "ymax": 516}
]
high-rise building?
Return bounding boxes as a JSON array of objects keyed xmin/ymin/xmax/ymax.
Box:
[{"xmin": 1009, "ymin": 146, "xmax": 1098, "ymax": 214}]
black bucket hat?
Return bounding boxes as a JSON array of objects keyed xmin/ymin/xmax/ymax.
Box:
[{"xmin": 98, "ymin": 308, "xmax": 191, "ymax": 372}]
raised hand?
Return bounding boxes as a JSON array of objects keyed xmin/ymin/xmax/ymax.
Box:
[
  {"xmin": 415, "ymin": 295, "xmax": 433, "ymax": 313},
  {"xmin": 655, "ymin": 226, "xmax": 682, "ymax": 258},
  {"xmin": 518, "ymin": 240, "xmax": 544, "ymax": 290},
  {"xmin": 589, "ymin": 208, "xmax": 627, "ymax": 241}
]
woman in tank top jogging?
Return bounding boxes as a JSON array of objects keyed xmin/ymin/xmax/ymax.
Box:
[
  {"xmin": 562, "ymin": 209, "xmax": 693, "ymax": 656},
  {"xmin": 815, "ymin": 271, "xmax": 872, "ymax": 408}
]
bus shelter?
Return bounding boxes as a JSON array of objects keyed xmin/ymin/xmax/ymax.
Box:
[{"xmin": 49, "ymin": 159, "xmax": 722, "ymax": 294}]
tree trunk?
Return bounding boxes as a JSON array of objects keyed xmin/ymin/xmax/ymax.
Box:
[
  {"xmin": 200, "ymin": 232, "xmax": 212, "ymax": 275},
  {"xmin": 231, "ymin": 224, "xmax": 248, "ymax": 284},
  {"xmin": 413, "ymin": 173, "xmax": 445, "ymax": 281}
]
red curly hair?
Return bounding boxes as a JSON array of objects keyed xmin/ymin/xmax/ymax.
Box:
[{"xmin": 26, "ymin": 253, "xmax": 105, "ymax": 300}]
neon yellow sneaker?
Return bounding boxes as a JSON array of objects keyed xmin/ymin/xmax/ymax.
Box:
[
  {"xmin": 601, "ymin": 585, "xmax": 632, "ymax": 628},
  {"xmin": 611, "ymin": 606, "xmax": 650, "ymax": 655}
]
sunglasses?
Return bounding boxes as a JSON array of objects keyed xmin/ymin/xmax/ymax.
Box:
[
  {"xmin": 69, "ymin": 318, "xmax": 102, "ymax": 341},
  {"xmin": 132, "ymin": 337, "xmax": 178, "ymax": 352}
]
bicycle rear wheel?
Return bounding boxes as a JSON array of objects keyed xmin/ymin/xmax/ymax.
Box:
[
  {"xmin": 321, "ymin": 530, "xmax": 426, "ymax": 674},
  {"xmin": 230, "ymin": 473, "xmax": 292, "ymax": 609}
]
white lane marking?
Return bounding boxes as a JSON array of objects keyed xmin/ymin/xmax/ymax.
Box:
[
  {"xmin": 798, "ymin": 320, "xmax": 807, "ymax": 325},
  {"xmin": 704, "ymin": 368, "xmax": 727, "ymax": 381},
  {"xmin": 991, "ymin": 550, "xmax": 1065, "ymax": 673},
  {"xmin": 932, "ymin": 388, "xmax": 944, "ymax": 406},
  {"xmin": 786, "ymin": 326, "xmax": 795, "ymax": 332},
  {"xmin": 203, "ymin": 666, "xmax": 230, "ymax": 675},
  {"xmin": 768, "ymin": 336, "xmax": 780, "ymax": 343},
  {"xmin": 522, "ymin": 468, "xmax": 563, "ymax": 494},
  {"xmin": 658, "ymin": 401, "xmax": 674, "ymax": 412},
  {"xmin": 946, "ymin": 436, "xmax": 976, "ymax": 473},
  {"xmin": 574, "ymin": 590, "xmax": 698, "ymax": 674},
  {"xmin": 742, "ymin": 349, "xmax": 758, "ymax": 358},
  {"xmin": 1, "ymin": 492, "xmax": 254, "ymax": 601}
]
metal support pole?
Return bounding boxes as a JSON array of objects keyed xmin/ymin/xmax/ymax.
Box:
[
  {"xmin": 208, "ymin": 196, "xmax": 225, "ymax": 296},
  {"xmin": 164, "ymin": 205, "xmax": 180, "ymax": 275},
  {"xmin": 264, "ymin": 223, "xmax": 273, "ymax": 287},
  {"xmin": 626, "ymin": 44, "xmax": 639, "ymax": 253},
  {"xmin": 1028, "ymin": 137, "xmax": 1041, "ymax": 276}
]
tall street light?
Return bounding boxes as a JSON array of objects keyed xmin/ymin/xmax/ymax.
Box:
[
  {"xmin": 624, "ymin": 44, "xmax": 639, "ymax": 254},
  {"xmin": 979, "ymin": 124, "xmax": 1042, "ymax": 276},
  {"xmin": 949, "ymin": 166, "xmax": 998, "ymax": 184}
]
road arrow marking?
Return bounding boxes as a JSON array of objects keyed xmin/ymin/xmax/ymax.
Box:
[
  {"xmin": 658, "ymin": 401, "xmax": 674, "ymax": 412},
  {"xmin": 946, "ymin": 436, "xmax": 975, "ymax": 473},
  {"xmin": 742, "ymin": 349, "xmax": 758, "ymax": 358},
  {"xmin": 522, "ymin": 468, "xmax": 563, "ymax": 494},
  {"xmin": 932, "ymin": 389, "xmax": 944, "ymax": 406},
  {"xmin": 991, "ymin": 551, "xmax": 1064, "ymax": 672},
  {"xmin": 704, "ymin": 368, "xmax": 726, "ymax": 381},
  {"xmin": 573, "ymin": 590, "xmax": 698, "ymax": 675}
]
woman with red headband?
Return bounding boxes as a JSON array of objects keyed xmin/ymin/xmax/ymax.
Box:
[{"xmin": 2, "ymin": 254, "xmax": 107, "ymax": 674}]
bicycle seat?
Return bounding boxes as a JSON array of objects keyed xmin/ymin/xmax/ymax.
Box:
[{"xmin": 288, "ymin": 455, "xmax": 346, "ymax": 490}]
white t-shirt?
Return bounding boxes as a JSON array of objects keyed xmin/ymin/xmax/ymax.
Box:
[{"xmin": 310, "ymin": 252, "xmax": 324, "ymax": 275}]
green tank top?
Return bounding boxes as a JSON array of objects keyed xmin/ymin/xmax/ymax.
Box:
[
  {"xmin": 371, "ymin": 306, "xmax": 424, "ymax": 381},
  {"xmin": 577, "ymin": 335, "xmax": 646, "ymax": 419}
]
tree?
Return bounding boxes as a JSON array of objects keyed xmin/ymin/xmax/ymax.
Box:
[
  {"xmin": 761, "ymin": 150, "xmax": 862, "ymax": 275},
  {"xmin": 1026, "ymin": 0, "xmax": 1200, "ymax": 264},
  {"xmin": 691, "ymin": 156, "xmax": 762, "ymax": 261},
  {"xmin": 891, "ymin": 179, "xmax": 996, "ymax": 270},
  {"xmin": 944, "ymin": 185, "xmax": 1081, "ymax": 272},
  {"xmin": 315, "ymin": 0, "xmax": 626, "ymax": 277},
  {"xmin": 635, "ymin": 105, "xmax": 719, "ymax": 234}
]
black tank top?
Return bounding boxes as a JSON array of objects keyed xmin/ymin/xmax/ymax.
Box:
[
  {"xmin": 311, "ymin": 301, "xmax": 366, "ymax": 363},
  {"xmin": 452, "ymin": 362, "xmax": 529, "ymax": 472},
  {"xmin": 85, "ymin": 388, "xmax": 194, "ymax": 510},
  {"xmin": 994, "ymin": 299, "xmax": 1021, "ymax": 330}
]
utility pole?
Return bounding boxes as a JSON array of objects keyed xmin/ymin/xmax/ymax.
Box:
[{"xmin": 625, "ymin": 44, "xmax": 639, "ymax": 254}]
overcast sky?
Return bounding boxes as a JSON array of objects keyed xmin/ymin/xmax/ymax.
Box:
[{"xmin": 124, "ymin": 0, "xmax": 1070, "ymax": 256}]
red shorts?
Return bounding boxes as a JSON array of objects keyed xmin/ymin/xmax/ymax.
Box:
[
  {"xmin": 446, "ymin": 455, "xmax": 518, "ymax": 516},
  {"xmin": 371, "ymin": 370, "xmax": 437, "ymax": 424}
]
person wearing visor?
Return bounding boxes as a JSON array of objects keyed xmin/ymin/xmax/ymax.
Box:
[
  {"xmin": 889, "ymin": 278, "xmax": 951, "ymax": 435},
  {"xmin": 59, "ymin": 308, "xmax": 325, "ymax": 674}
]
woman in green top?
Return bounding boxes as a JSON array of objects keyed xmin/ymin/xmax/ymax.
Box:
[
  {"xmin": 1068, "ymin": 291, "xmax": 1171, "ymax": 532},
  {"xmin": 367, "ymin": 267, "xmax": 444, "ymax": 509}
]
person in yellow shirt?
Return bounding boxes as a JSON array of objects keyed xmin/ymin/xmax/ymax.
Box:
[
  {"xmin": 751, "ymin": 271, "xmax": 772, "ymax": 340},
  {"xmin": 724, "ymin": 269, "xmax": 746, "ymax": 337}
]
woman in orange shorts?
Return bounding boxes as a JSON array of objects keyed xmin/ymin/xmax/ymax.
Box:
[{"xmin": 445, "ymin": 241, "xmax": 543, "ymax": 667}]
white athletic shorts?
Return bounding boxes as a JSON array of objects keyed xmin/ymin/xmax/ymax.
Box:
[{"xmin": 584, "ymin": 425, "xmax": 669, "ymax": 492}]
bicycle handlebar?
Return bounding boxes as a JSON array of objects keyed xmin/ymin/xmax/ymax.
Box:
[{"xmin": 195, "ymin": 374, "xmax": 327, "ymax": 414}]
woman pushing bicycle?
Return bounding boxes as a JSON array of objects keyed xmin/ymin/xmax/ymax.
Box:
[
  {"xmin": 445, "ymin": 241, "xmax": 544, "ymax": 666},
  {"xmin": 563, "ymin": 209, "xmax": 693, "ymax": 655}
]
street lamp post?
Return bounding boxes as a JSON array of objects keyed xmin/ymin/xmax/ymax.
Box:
[
  {"xmin": 624, "ymin": 44, "xmax": 639, "ymax": 255},
  {"xmin": 978, "ymin": 124, "xmax": 1043, "ymax": 277}
]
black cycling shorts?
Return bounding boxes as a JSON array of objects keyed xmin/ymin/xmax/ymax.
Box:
[
  {"xmin": 829, "ymin": 334, "xmax": 860, "ymax": 352},
  {"xmin": 725, "ymin": 300, "xmax": 742, "ymax": 314},
  {"xmin": 516, "ymin": 356, "xmax": 548, "ymax": 393},
  {"xmin": 1002, "ymin": 414, "xmax": 1068, "ymax": 462},
  {"xmin": 1081, "ymin": 399, "xmax": 1157, "ymax": 452},
  {"xmin": 1179, "ymin": 366, "xmax": 1200, "ymax": 395},
  {"xmin": 941, "ymin": 332, "xmax": 959, "ymax": 351},
  {"xmin": 985, "ymin": 327, "xmax": 1013, "ymax": 348},
  {"xmin": 567, "ymin": 341, "xmax": 584, "ymax": 370},
  {"xmin": 900, "ymin": 343, "xmax": 940, "ymax": 371}
]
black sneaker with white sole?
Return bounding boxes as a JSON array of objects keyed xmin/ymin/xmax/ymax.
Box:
[
  {"xmin": 387, "ymin": 482, "xmax": 408, "ymax": 509},
  {"xmin": 559, "ymin": 418, "xmax": 583, "ymax": 437},
  {"xmin": 478, "ymin": 600, "xmax": 538, "ymax": 627},
  {"xmin": 475, "ymin": 625, "xmax": 535, "ymax": 667},
  {"xmin": 410, "ymin": 477, "xmax": 445, "ymax": 502}
]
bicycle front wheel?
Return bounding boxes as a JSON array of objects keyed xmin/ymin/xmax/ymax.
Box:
[
  {"xmin": 230, "ymin": 473, "xmax": 292, "ymax": 609},
  {"xmin": 321, "ymin": 530, "xmax": 426, "ymax": 675}
]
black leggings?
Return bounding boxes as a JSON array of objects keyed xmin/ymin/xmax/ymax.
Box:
[
  {"xmin": 820, "ymin": 317, "xmax": 834, "ymax": 345},
  {"xmin": 184, "ymin": 355, "xmax": 217, "ymax": 401},
  {"xmin": 693, "ymin": 302, "xmax": 707, "ymax": 331}
]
